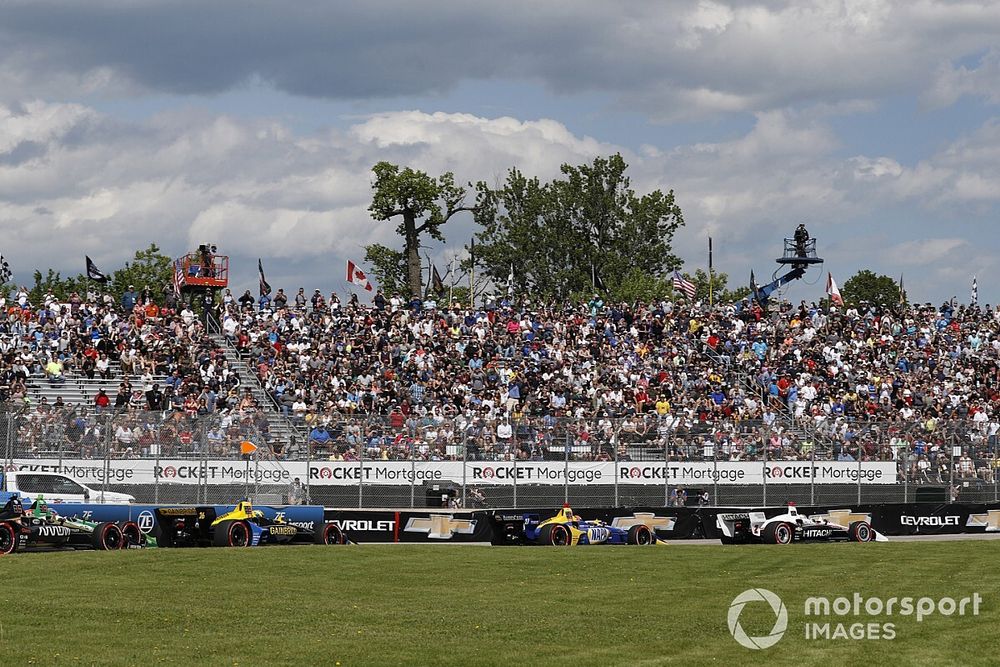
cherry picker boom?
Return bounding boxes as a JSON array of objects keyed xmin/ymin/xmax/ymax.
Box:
[{"xmin": 742, "ymin": 224, "xmax": 824, "ymax": 311}]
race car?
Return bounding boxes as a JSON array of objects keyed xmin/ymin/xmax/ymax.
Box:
[
  {"xmin": 0, "ymin": 495, "xmax": 28, "ymax": 554},
  {"xmin": 154, "ymin": 501, "xmax": 347, "ymax": 548},
  {"xmin": 515, "ymin": 504, "xmax": 659, "ymax": 546},
  {"xmin": 0, "ymin": 494, "xmax": 145, "ymax": 553},
  {"xmin": 715, "ymin": 503, "xmax": 887, "ymax": 544}
]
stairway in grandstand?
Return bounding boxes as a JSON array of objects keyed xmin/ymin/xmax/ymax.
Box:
[
  {"xmin": 206, "ymin": 330, "xmax": 303, "ymax": 453},
  {"xmin": 25, "ymin": 360, "xmax": 166, "ymax": 408}
]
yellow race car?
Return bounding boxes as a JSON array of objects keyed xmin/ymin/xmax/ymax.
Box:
[{"xmin": 154, "ymin": 500, "xmax": 347, "ymax": 547}]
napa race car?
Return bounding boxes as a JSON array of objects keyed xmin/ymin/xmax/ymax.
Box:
[
  {"xmin": 0, "ymin": 494, "xmax": 146, "ymax": 553},
  {"xmin": 715, "ymin": 503, "xmax": 887, "ymax": 544},
  {"xmin": 154, "ymin": 501, "xmax": 347, "ymax": 547},
  {"xmin": 512, "ymin": 504, "xmax": 659, "ymax": 546}
]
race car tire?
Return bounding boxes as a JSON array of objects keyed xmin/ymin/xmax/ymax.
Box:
[
  {"xmin": 539, "ymin": 523, "xmax": 572, "ymax": 546},
  {"xmin": 316, "ymin": 522, "xmax": 346, "ymax": 545},
  {"xmin": 849, "ymin": 521, "xmax": 875, "ymax": 543},
  {"xmin": 762, "ymin": 521, "xmax": 794, "ymax": 545},
  {"xmin": 214, "ymin": 520, "xmax": 252, "ymax": 547},
  {"xmin": 119, "ymin": 521, "xmax": 143, "ymax": 548},
  {"xmin": 627, "ymin": 524, "xmax": 653, "ymax": 545},
  {"xmin": 92, "ymin": 522, "xmax": 125, "ymax": 550},
  {"xmin": 0, "ymin": 521, "xmax": 19, "ymax": 555},
  {"xmin": 719, "ymin": 535, "xmax": 735, "ymax": 545}
]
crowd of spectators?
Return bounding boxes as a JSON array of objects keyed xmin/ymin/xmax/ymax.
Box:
[
  {"xmin": 216, "ymin": 284, "xmax": 1000, "ymax": 482},
  {"xmin": 0, "ymin": 284, "xmax": 270, "ymax": 458},
  {"xmin": 3, "ymin": 274, "xmax": 1000, "ymax": 486}
]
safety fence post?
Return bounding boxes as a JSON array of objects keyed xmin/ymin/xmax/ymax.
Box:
[
  {"xmin": 305, "ymin": 437, "xmax": 312, "ymax": 506},
  {"xmin": 664, "ymin": 429, "xmax": 671, "ymax": 508},
  {"xmin": 564, "ymin": 427, "xmax": 570, "ymax": 506},
  {"xmin": 612, "ymin": 423, "xmax": 619, "ymax": 508},
  {"xmin": 461, "ymin": 429, "xmax": 468, "ymax": 508},
  {"xmin": 712, "ymin": 434, "xmax": 719, "ymax": 506},
  {"xmin": 357, "ymin": 439, "xmax": 364, "ymax": 509},
  {"xmin": 513, "ymin": 454, "xmax": 518, "ymax": 509},
  {"xmin": 902, "ymin": 446, "xmax": 909, "ymax": 504},
  {"xmin": 809, "ymin": 442, "xmax": 816, "ymax": 506},
  {"xmin": 857, "ymin": 448, "xmax": 862, "ymax": 505},
  {"xmin": 762, "ymin": 423, "xmax": 768, "ymax": 507},
  {"xmin": 102, "ymin": 413, "xmax": 112, "ymax": 502}
]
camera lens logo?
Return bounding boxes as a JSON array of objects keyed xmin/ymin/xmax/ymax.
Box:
[{"xmin": 728, "ymin": 588, "xmax": 788, "ymax": 650}]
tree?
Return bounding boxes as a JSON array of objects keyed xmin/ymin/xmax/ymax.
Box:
[
  {"xmin": 109, "ymin": 244, "xmax": 173, "ymax": 303},
  {"xmin": 363, "ymin": 244, "xmax": 408, "ymax": 297},
  {"xmin": 368, "ymin": 162, "xmax": 474, "ymax": 297},
  {"xmin": 841, "ymin": 269, "xmax": 901, "ymax": 309},
  {"xmin": 474, "ymin": 154, "xmax": 684, "ymax": 302},
  {"xmin": 28, "ymin": 269, "xmax": 87, "ymax": 304}
]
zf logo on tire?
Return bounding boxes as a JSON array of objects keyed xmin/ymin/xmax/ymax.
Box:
[
  {"xmin": 137, "ymin": 511, "xmax": 155, "ymax": 534},
  {"xmin": 728, "ymin": 588, "xmax": 787, "ymax": 650}
]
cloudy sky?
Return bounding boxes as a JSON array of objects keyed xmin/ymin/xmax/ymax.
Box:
[{"xmin": 1, "ymin": 0, "xmax": 998, "ymax": 305}]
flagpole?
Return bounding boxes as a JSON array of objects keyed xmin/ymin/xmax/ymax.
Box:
[
  {"xmin": 469, "ymin": 239, "xmax": 475, "ymax": 309},
  {"xmin": 424, "ymin": 253, "xmax": 432, "ymax": 300},
  {"xmin": 708, "ymin": 237, "xmax": 714, "ymax": 308},
  {"xmin": 449, "ymin": 256, "xmax": 456, "ymax": 306}
]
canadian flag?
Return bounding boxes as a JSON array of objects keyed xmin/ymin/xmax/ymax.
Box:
[
  {"xmin": 347, "ymin": 260, "xmax": 373, "ymax": 291},
  {"xmin": 826, "ymin": 272, "xmax": 844, "ymax": 306}
]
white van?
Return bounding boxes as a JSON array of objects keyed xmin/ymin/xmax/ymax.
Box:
[{"xmin": 1, "ymin": 471, "xmax": 135, "ymax": 504}]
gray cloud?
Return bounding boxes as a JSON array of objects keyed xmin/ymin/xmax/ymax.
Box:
[{"xmin": 3, "ymin": 1, "xmax": 1000, "ymax": 118}]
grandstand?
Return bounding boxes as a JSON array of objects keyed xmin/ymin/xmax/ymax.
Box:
[{"xmin": 2, "ymin": 271, "xmax": 997, "ymax": 486}]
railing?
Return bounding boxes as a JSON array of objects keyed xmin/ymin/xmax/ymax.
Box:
[{"xmin": 4, "ymin": 408, "xmax": 998, "ymax": 508}]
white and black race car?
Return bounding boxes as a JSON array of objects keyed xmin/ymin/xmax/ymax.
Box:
[{"xmin": 715, "ymin": 503, "xmax": 887, "ymax": 544}]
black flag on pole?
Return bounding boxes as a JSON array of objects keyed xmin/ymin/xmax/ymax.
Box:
[
  {"xmin": 86, "ymin": 256, "xmax": 108, "ymax": 283},
  {"xmin": 258, "ymin": 259, "xmax": 272, "ymax": 297},
  {"xmin": 432, "ymin": 265, "xmax": 445, "ymax": 294}
]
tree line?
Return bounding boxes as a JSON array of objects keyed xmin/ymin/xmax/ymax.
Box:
[{"xmin": 13, "ymin": 154, "xmax": 910, "ymax": 310}]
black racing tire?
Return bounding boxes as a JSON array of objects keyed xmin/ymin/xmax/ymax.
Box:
[
  {"xmin": 720, "ymin": 535, "xmax": 735, "ymax": 545},
  {"xmin": 849, "ymin": 521, "xmax": 874, "ymax": 543},
  {"xmin": 213, "ymin": 520, "xmax": 252, "ymax": 547},
  {"xmin": 119, "ymin": 521, "xmax": 143, "ymax": 548},
  {"xmin": 627, "ymin": 524, "xmax": 653, "ymax": 545},
  {"xmin": 762, "ymin": 521, "xmax": 794, "ymax": 545},
  {"xmin": 0, "ymin": 521, "xmax": 18, "ymax": 555},
  {"xmin": 91, "ymin": 522, "xmax": 125, "ymax": 550},
  {"xmin": 538, "ymin": 523, "xmax": 572, "ymax": 546},
  {"xmin": 316, "ymin": 522, "xmax": 346, "ymax": 545}
]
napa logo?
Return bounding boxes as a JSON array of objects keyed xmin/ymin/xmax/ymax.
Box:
[{"xmin": 728, "ymin": 588, "xmax": 788, "ymax": 650}]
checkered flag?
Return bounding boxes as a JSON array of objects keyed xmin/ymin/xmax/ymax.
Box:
[{"xmin": 0, "ymin": 256, "xmax": 11, "ymax": 284}]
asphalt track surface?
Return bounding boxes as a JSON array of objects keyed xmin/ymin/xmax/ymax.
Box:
[
  {"xmin": 667, "ymin": 533, "xmax": 1000, "ymax": 545},
  {"xmin": 373, "ymin": 533, "xmax": 1000, "ymax": 546}
]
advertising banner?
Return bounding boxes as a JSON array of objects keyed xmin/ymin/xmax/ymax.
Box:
[
  {"xmin": 615, "ymin": 461, "xmax": 898, "ymax": 486},
  {"xmin": 7, "ymin": 459, "xmax": 899, "ymax": 486}
]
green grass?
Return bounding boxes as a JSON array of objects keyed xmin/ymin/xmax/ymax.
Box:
[{"xmin": 2, "ymin": 542, "xmax": 999, "ymax": 666}]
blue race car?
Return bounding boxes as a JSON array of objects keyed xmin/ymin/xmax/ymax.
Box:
[{"xmin": 520, "ymin": 505, "xmax": 659, "ymax": 546}]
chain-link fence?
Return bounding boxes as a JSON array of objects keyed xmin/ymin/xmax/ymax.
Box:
[{"xmin": 4, "ymin": 408, "xmax": 998, "ymax": 508}]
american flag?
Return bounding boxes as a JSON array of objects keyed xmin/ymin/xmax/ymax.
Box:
[
  {"xmin": 173, "ymin": 259, "xmax": 183, "ymax": 299},
  {"xmin": 672, "ymin": 270, "xmax": 696, "ymax": 300}
]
